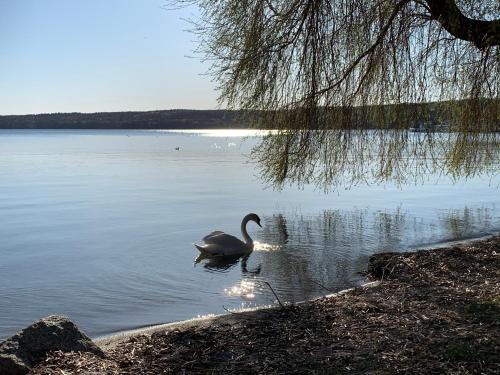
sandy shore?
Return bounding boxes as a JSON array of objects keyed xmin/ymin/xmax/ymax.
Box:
[{"xmin": 31, "ymin": 235, "xmax": 500, "ymax": 374}]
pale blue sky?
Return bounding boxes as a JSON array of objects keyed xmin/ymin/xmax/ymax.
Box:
[{"xmin": 0, "ymin": 0, "xmax": 218, "ymax": 115}]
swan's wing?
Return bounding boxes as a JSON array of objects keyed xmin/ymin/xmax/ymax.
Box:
[
  {"xmin": 203, "ymin": 231, "xmax": 225, "ymax": 242},
  {"xmin": 202, "ymin": 233, "xmax": 245, "ymax": 248}
]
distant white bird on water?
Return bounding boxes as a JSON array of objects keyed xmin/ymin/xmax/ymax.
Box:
[{"xmin": 195, "ymin": 213, "xmax": 262, "ymax": 256}]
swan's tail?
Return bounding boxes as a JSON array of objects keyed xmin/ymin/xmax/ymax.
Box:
[{"xmin": 194, "ymin": 244, "xmax": 206, "ymax": 253}]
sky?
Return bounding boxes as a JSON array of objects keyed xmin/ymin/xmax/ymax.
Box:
[{"xmin": 0, "ymin": 0, "xmax": 218, "ymax": 115}]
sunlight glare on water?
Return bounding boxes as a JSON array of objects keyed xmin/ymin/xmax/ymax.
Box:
[
  {"xmin": 253, "ymin": 241, "xmax": 281, "ymax": 252},
  {"xmin": 224, "ymin": 280, "xmax": 256, "ymax": 299},
  {"xmin": 160, "ymin": 129, "xmax": 272, "ymax": 137}
]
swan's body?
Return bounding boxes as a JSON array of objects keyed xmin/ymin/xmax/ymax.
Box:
[{"xmin": 195, "ymin": 213, "xmax": 262, "ymax": 256}]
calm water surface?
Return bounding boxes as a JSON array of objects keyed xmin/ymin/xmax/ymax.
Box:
[{"xmin": 0, "ymin": 129, "xmax": 498, "ymax": 339}]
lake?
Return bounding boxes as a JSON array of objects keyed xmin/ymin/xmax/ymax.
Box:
[{"xmin": 0, "ymin": 129, "xmax": 498, "ymax": 340}]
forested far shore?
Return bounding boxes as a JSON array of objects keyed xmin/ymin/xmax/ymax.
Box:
[
  {"xmin": 0, "ymin": 110, "xmax": 245, "ymax": 130},
  {"xmin": 1, "ymin": 100, "xmax": 498, "ymax": 130}
]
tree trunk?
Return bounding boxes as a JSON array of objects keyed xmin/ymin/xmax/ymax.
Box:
[{"xmin": 425, "ymin": 0, "xmax": 500, "ymax": 48}]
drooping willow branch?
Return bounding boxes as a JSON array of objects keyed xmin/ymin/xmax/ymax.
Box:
[{"xmin": 170, "ymin": 0, "xmax": 499, "ymax": 189}]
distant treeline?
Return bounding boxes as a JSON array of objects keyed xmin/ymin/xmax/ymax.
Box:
[
  {"xmin": 0, "ymin": 101, "xmax": 497, "ymax": 130},
  {"xmin": 0, "ymin": 110, "xmax": 246, "ymax": 129}
]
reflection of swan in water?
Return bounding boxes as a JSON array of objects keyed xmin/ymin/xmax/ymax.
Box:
[
  {"xmin": 195, "ymin": 253, "xmax": 261, "ymax": 275},
  {"xmin": 194, "ymin": 213, "xmax": 262, "ymax": 256}
]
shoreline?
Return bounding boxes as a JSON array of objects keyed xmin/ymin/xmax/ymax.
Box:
[
  {"xmin": 31, "ymin": 234, "xmax": 500, "ymax": 374},
  {"xmin": 402, "ymin": 231, "xmax": 500, "ymax": 250},
  {"xmin": 95, "ymin": 232, "xmax": 499, "ymax": 347},
  {"xmin": 95, "ymin": 282, "xmax": 381, "ymax": 350}
]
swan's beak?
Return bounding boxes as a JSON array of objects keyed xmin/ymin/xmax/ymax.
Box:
[{"xmin": 257, "ymin": 222, "xmax": 262, "ymax": 227}]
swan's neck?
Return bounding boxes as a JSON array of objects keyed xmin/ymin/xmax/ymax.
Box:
[{"xmin": 241, "ymin": 217, "xmax": 253, "ymax": 245}]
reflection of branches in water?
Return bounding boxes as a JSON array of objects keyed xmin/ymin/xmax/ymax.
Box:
[
  {"xmin": 439, "ymin": 206, "xmax": 494, "ymax": 239},
  {"xmin": 276, "ymin": 214, "xmax": 289, "ymax": 244},
  {"xmin": 256, "ymin": 131, "xmax": 499, "ymax": 192},
  {"xmin": 199, "ymin": 207, "xmax": 497, "ymax": 307},
  {"xmin": 374, "ymin": 209, "xmax": 406, "ymax": 250},
  {"xmin": 261, "ymin": 214, "xmax": 289, "ymax": 245},
  {"xmin": 253, "ymin": 206, "xmax": 498, "ymax": 302},
  {"xmin": 278, "ymin": 209, "xmax": 407, "ymax": 252},
  {"xmin": 258, "ymin": 212, "xmax": 362, "ymax": 300}
]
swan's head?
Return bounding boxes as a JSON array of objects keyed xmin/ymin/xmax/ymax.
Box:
[{"xmin": 246, "ymin": 213, "xmax": 262, "ymax": 227}]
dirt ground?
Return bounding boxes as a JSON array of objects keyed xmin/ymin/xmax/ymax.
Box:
[{"xmin": 31, "ymin": 236, "xmax": 500, "ymax": 374}]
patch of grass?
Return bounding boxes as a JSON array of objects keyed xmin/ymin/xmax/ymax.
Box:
[
  {"xmin": 464, "ymin": 298, "xmax": 500, "ymax": 323},
  {"xmin": 441, "ymin": 338, "xmax": 498, "ymax": 363}
]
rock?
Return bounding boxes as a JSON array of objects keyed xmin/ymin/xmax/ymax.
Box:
[{"xmin": 0, "ymin": 315, "xmax": 103, "ymax": 375}]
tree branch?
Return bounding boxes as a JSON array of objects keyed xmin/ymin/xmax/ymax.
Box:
[
  {"xmin": 424, "ymin": 0, "xmax": 500, "ymax": 48},
  {"xmin": 312, "ymin": 0, "xmax": 409, "ymax": 98}
]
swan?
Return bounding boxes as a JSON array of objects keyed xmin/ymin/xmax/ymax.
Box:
[{"xmin": 195, "ymin": 213, "xmax": 262, "ymax": 256}]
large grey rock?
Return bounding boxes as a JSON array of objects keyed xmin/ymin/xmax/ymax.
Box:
[{"xmin": 0, "ymin": 315, "xmax": 103, "ymax": 375}]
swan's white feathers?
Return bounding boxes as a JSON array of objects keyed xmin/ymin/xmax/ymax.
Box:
[
  {"xmin": 195, "ymin": 213, "xmax": 261, "ymax": 256},
  {"xmin": 202, "ymin": 230, "xmax": 225, "ymax": 242},
  {"xmin": 202, "ymin": 232, "xmax": 245, "ymax": 248}
]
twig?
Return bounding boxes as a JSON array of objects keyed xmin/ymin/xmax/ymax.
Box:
[
  {"xmin": 222, "ymin": 306, "xmax": 239, "ymax": 315},
  {"xmin": 262, "ymin": 281, "xmax": 285, "ymax": 308},
  {"xmin": 310, "ymin": 279, "xmax": 336, "ymax": 293},
  {"xmin": 380, "ymin": 262, "xmax": 397, "ymax": 282}
]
